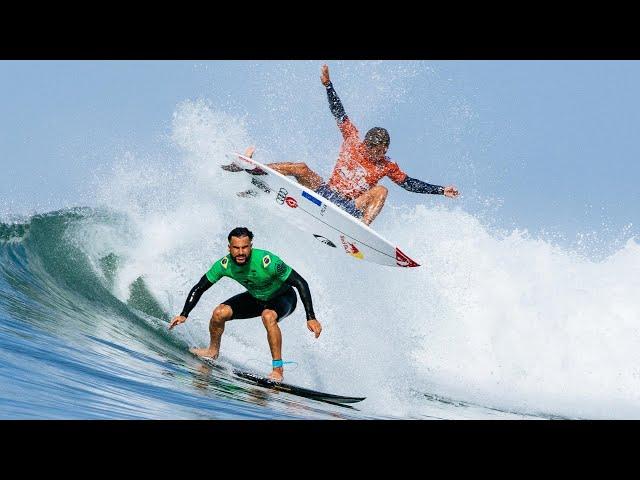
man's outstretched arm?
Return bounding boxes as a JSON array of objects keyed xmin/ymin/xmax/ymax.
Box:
[
  {"xmin": 169, "ymin": 275, "xmax": 214, "ymax": 329},
  {"xmin": 285, "ymin": 269, "xmax": 322, "ymax": 338},
  {"xmin": 398, "ymin": 176, "xmax": 445, "ymax": 195},
  {"xmin": 285, "ymin": 269, "xmax": 316, "ymax": 320},
  {"xmin": 396, "ymin": 176, "xmax": 459, "ymax": 198},
  {"xmin": 321, "ymin": 64, "xmax": 348, "ymax": 124}
]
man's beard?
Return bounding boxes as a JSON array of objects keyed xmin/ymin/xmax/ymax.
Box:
[{"xmin": 231, "ymin": 250, "xmax": 251, "ymax": 265}]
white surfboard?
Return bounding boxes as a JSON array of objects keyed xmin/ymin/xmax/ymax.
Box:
[{"xmin": 222, "ymin": 152, "xmax": 421, "ymax": 268}]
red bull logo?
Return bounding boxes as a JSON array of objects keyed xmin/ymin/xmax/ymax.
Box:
[{"xmin": 339, "ymin": 235, "xmax": 364, "ymax": 260}]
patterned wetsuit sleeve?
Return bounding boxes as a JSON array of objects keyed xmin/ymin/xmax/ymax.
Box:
[
  {"xmin": 180, "ymin": 275, "xmax": 214, "ymax": 318},
  {"xmin": 398, "ymin": 175, "xmax": 445, "ymax": 195},
  {"xmin": 325, "ymin": 81, "xmax": 358, "ymax": 141},
  {"xmin": 325, "ymin": 82, "xmax": 347, "ymax": 123},
  {"xmin": 285, "ymin": 269, "xmax": 316, "ymax": 320}
]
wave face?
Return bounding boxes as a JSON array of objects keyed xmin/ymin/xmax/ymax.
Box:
[{"xmin": 2, "ymin": 99, "xmax": 639, "ymax": 419}]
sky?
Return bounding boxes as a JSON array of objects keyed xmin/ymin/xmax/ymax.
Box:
[{"xmin": 0, "ymin": 60, "xmax": 638, "ymax": 256}]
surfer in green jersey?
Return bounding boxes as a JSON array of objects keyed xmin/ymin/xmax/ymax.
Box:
[{"xmin": 169, "ymin": 227, "xmax": 322, "ymax": 382}]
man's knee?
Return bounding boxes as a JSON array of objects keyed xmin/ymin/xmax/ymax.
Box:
[
  {"xmin": 357, "ymin": 185, "xmax": 388, "ymax": 209},
  {"xmin": 212, "ymin": 304, "xmax": 232, "ymax": 324},
  {"xmin": 261, "ymin": 310, "xmax": 279, "ymax": 328},
  {"xmin": 373, "ymin": 185, "xmax": 388, "ymax": 199}
]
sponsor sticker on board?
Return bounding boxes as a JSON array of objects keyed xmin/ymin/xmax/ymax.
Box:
[{"xmin": 285, "ymin": 196, "xmax": 298, "ymax": 208}]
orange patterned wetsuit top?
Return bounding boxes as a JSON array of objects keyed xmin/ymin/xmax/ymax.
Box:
[{"xmin": 325, "ymin": 118, "xmax": 408, "ymax": 200}]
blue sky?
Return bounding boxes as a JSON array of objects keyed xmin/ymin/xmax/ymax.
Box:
[{"xmin": 1, "ymin": 60, "xmax": 638, "ymax": 255}]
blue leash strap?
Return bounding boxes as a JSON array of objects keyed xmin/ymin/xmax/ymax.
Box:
[{"xmin": 272, "ymin": 359, "xmax": 297, "ymax": 368}]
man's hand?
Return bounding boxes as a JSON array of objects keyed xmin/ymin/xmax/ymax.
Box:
[
  {"xmin": 307, "ymin": 319, "xmax": 322, "ymax": 338},
  {"xmin": 321, "ymin": 64, "xmax": 331, "ymax": 86},
  {"xmin": 169, "ymin": 315, "xmax": 187, "ymax": 330},
  {"xmin": 444, "ymin": 186, "xmax": 459, "ymax": 198}
]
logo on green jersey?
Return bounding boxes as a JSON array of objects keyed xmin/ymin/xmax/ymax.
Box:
[
  {"xmin": 262, "ymin": 255, "xmax": 271, "ymax": 268},
  {"xmin": 221, "ymin": 257, "xmax": 229, "ymax": 269}
]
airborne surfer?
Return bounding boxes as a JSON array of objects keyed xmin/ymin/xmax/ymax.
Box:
[{"xmin": 264, "ymin": 64, "xmax": 459, "ymax": 225}]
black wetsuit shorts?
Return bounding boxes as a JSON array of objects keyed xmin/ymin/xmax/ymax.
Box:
[{"xmin": 221, "ymin": 286, "xmax": 298, "ymax": 322}]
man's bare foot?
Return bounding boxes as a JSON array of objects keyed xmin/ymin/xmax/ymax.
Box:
[
  {"xmin": 222, "ymin": 146, "xmax": 255, "ymax": 172},
  {"xmin": 190, "ymin": 347, "xmax": 219, "ymax": 359},
  {"xmin": 267, "ymin": 368, "xmax": 283, "ymax": 382},
  {"xmin": 244, "ymin": 146, "xmax": 255, "ymax": 158}
]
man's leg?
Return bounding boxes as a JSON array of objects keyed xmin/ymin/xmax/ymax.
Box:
[
  {"xmin": 190, "ymin": 291, "xmax": 261, "ymax": 359},
  {"xmin": 267, "ymin": 162, "xmax": 325, "ymax": 190},
  {"xmin": 261, "ymin": 287, "xmax": 297, "ymax": 382},
  {"xmin": 261, "ymin": 309, "xmax": 284, "ymax": 382},
  {"xmin": 190, "ymin": 304, "xmax": 232, "ymax": 359},
  {"xmin": 354, "ymin": 185, "xmax": 388, "ymax": 225}
]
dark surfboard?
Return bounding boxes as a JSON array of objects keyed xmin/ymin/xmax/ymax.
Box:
[{"xmin": 233, "ymin": 369, "xmax": 366, "ymax": 406}]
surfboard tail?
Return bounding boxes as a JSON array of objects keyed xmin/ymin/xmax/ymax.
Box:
[{"xmin": 395, "ymin": 247, "xmax": 420, "ymax": 268}]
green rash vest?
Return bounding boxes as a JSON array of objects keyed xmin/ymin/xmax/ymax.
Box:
[{"xmin": 205, "ymin": 248, "xmax": 292, "ymax": 301}]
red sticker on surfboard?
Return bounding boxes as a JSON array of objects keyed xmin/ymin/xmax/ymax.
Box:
[
  {"xmin": 395, "ymin": 247, "xmax": 420, "ymax": 267},
  {"xmin": 340, "ymin": 235, "xmax": 364, "ymax": 260},
  {"xmin": 285, "ymin": 196, "xmax": 298, "ymax": 208}
]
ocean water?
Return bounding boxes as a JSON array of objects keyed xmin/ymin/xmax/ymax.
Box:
[{"xmin": 2, "ymin": 100, "xmax": 639, "ymax": 419}]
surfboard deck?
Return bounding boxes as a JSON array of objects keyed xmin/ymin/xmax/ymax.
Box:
[
  {"xmin": 232, "ymin": 368, "xmax": 366, "ymax": 405},
  {"xmin": 222, "ymin": 152, "xmax": 421, "ymax": 268}
]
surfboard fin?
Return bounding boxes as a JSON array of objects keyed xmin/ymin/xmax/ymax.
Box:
[
  {"xmin": 221, "ymin": 164, "xmax": 266, "ymax": 176},
  {"xmin": 221, "ymin": 163, "xmax": 244, "ymax": 172},
  {"xmin": 245, "ymin": 167, "xmax": 267, "ymax": 176}
]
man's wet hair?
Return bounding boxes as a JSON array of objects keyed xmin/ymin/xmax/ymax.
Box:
[
  {"xmin": 228, "ymin": 227, "xmax": 254, "ymax": 243},
  {"xmin": 364, "ymin": 127, "xmax": 390, "ymax": 148}
]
